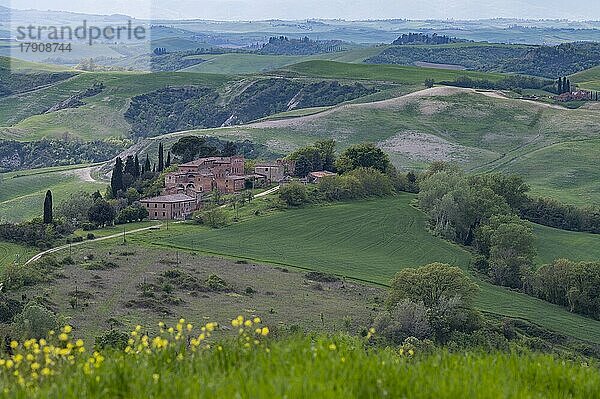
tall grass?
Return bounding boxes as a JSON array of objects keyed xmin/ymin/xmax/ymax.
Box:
[{"xmin": 1, "ymin": 318, "xmax": 599, "ymax": 398}]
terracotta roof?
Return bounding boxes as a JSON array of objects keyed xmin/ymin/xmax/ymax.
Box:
[
  {"xmin": 309, "ymin": 171, "xmax": 337, "ymax": 178},
  {"xmin": 141, "ymin": 194, "xmax": 196, "ymax": 203},
  {"xmin": 180, "ymin": 156, "xmax": 243, "ymax": 168},
  {"xmin": 255, "ymin": 163, "xmax": 282, "ymax": 168}
]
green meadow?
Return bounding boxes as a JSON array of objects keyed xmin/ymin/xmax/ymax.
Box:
[
  {"xmin": 123, "ymin": 195, "xmax": 600, "ymax": 344},
  {"xmin": 0, "ymin": 165, "xmax": 105, "ymax": 222}
]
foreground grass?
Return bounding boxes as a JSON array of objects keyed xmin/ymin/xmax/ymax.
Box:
[{"xmin": 2, "ymin": 323, "xmax": 599, "ymax": 398}]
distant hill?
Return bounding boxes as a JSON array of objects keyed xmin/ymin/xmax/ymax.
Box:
[
  {"xmin": 367, "ymin": 42, "xmax": 600, "ymax": 78},
  {"xmin": 392, "ymin": 33, "xmax": 469, "ymax": 45},
  {"xmin": 259, "ymin": 36, "xmax": 348, "ymax": 56}
]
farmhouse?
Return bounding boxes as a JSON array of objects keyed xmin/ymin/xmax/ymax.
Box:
[
  {"xmin": 164, "ymin": 155, "xmax": 249, "ymax": 195},
  {"xmin": 254, "ymin": 163, "xmax": 285, "ymax": 183},
  {"xmin": 141, "ymin": 194, "xmax": 197, "ymax": 220},
  {"xmin": 307, "ymin": 171, "xmax": 337, "ymax": 183},
  {"xmin": 555, "ymin": 90, "xmax": 593, "ymax": 102}
]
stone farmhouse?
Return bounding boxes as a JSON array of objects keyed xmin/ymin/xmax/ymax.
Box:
[
  {"xmin": 141, "ymin": 156, "xmax": 298, "ymax": 220},
  {"xmin": 140, "ymin": 194, "xmax": 197, "ymax": 221},
  {"xmin": 164, "ymin": 156, "xmax": 247, "ymax": 197}
]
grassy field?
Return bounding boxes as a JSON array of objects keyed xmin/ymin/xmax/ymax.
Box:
[
  {"xmin": 492, "ymin": 139, "xmax": 600, "ymax": 205},
  {"xmin": 183, "ymin": 47, "xmax": 385, "ymax": 75},
  {"xmin": 0, "ymin": 165, "xmax": 105, "ymax": 222},
  {"xmin": 534, "ymin": 223, "xmax": 600, "ymax": 265},
  {"xmin": 3, "ymin": 332, "xmax": 599, "ymax": 398},
  {"xmin": 16, "ymin": 241, "xmax": 382, "ymax": 341},
  {"xmin": 281, "ymin": 60, "xmax": 507, "ymax": 84},
  {"xmin": 120, "ymin": 195, "xmax": 600, "ymax": 344},
  {"xmin": 571, "ymin": 66, "xmax": 600, "ymax": 91},
  {"xmin": 0, "ymin": 241, "xmax": 36, "ymax": 272}
]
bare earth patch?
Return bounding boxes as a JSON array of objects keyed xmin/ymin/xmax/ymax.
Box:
[{"xmin": 378, "ymin": 132, "xmax": 481, "ymax": 163}]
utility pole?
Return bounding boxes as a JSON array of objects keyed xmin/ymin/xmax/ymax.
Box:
[{"xmin": 122, "ymin": 225, "xmax": 126, "ymax": 245}]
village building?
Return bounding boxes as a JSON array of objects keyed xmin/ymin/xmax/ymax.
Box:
[
  {"xmin": 307, "ymin": 171, "xmax": 337, "ymax": 184},
  {"xmin": 555, "ymin": 90, "xmax": 593, "ymax": 102},
  {"xmin": 164, "ymin": 155, "xmax": 247, "ymax": 195},
  {"xmin": 141, "ymin": 194, "xmax": 197, "ymax": 220},
  {"xmin": 254, "ymin": 163, "xmax": 285, "ymax": 183}
]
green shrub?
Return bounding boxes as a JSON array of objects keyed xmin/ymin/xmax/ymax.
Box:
[
  {"xmin": 193, "ymin": 207, "xmax": 230, "ymax": 228},
  {"xmin": 11, "ymin": 303, "xmax": 59, "ymax": 340},
  {"xmin": 279, "ymin": 183, "xmax": 309, "ymax": 207},
  {"xmin": 205, "ymin": 274, "xmax": 229, "ymax": 292},
  {"xmin": 95, "ymin": 330, "xmax": 129, "ymax": 350}
]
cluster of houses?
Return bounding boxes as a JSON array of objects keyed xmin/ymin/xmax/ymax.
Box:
[
  {"xmin": 554, "ymin": 90, "xmax": 598, "ymax": 102},
  {"xmin": 141, "ymin": 156, "xmax": 336, "ymax": 220}
]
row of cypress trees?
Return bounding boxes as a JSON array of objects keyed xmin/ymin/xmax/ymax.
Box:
[{"xmin": 111, "ymin": 143, "xmax": 171, "ymax": 197}]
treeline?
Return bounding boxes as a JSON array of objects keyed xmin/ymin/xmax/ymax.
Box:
[
  {"xmin": 259, "ymin": 36, "xmax": 347, "ymax": 55},
  {"xmin": 0, "ymin": 220, "xmax": 73, "ymax": 249},
  {"xmin": 392, "ymin": 33, "xmax": 468, "ymax": 45},
  {"xmin": 418, "ymin": 163, "xmax": 600, "ymax": 320},
  {"xmin": 0, "ymin": 138, "xmax": 127, "ymax": 172},
  {"xmin": 530, "ymin": 259, "xmax": 600, "ymax": 319},
  {"xmin": 366, "ymin": 42, "xmax": 600, "ymax": 78},
  {"xmin": 440, "ymin": 75, "xmax": 553, "ymax": 90},
  {"xmin": 124, "ymin": 80, "xmax": 375, "ymax": 137},
  {"xmin": 520, "ymin": 197, "xmax": 600, "ymax": 234}
]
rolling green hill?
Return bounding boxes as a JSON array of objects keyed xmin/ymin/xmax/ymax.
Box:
[
  {"xmin": 182, "ymin": 47, "xmax": 388, "ymax": 75},
  {"xmin": 571, "ymin": 66, "xmax": 600, "ymax": 91},
  {"xmin": 534, "ymin": 223, "xmax": 600, "ymax": 265},
  {"xmin": 281, "ymin": 60, "xmax": 507, "ymax": 84},
  {"xmin": 0, "ymin": 70, "xmax": 235, "ymax": 141},
  {"xmin": 0, "ymin": 165, "xmax": 105, "ymax": 222},
  {"xmin": 492, "ymin": 139, "xmax": 600, "ymax": 206},
  {"xmin": 154, "ymin": 87, "xmax": 600, "ymax": 204},
  {"xmin": 134, "ymin": 195, "xmax": 600, "ymax": 344}
]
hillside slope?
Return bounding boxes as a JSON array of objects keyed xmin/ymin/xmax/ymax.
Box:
[{"xmin": 139, "ymin": 196, "xmax": 600, "ymax": 344}]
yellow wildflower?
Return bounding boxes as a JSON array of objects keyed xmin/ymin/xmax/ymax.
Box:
[
  {"xmin": 9, "ymin": 341, "xmax": 18, "ymax": 349},
  {"xmin": 261, "ymin": 327, "xmax": 269, "ymax": 336}
]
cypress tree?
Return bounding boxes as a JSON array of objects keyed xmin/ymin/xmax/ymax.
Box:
[
  {"xmin": 557, "ymin": 77, "xmax": 563, "ymax": 94},
  {"xmin": 124, "ymin": 155, "xmax": 136, "ymax": 177},
  {"xmin": 111, "ymin": 157, "xmax": 125, "ymax": 197},
  {"xmin": 158, "ymin": 142, "xmax": 165, "ymax": 172},
  {"xmin": 134, "ymin": 154, "xmax": 141, "ymax": 179},
  {"xmin": 166, "ymin": 151, "xmax": 171, "ymax": 168},
  {"xmin": 144, "ymin": 154, "xmax": 151, "ymax": 174},
  {"xmin": 565, "ymin": 78, "xmax": 571, "ymax": 93},
  {"xmin": 43, "ymin": 190, "xmax": 53, "ymax": 224}
]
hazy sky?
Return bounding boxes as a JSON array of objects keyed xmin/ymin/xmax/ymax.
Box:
[{"xmin": 4, "ymin": 0, "xmax": 600, "ymax": 20}]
